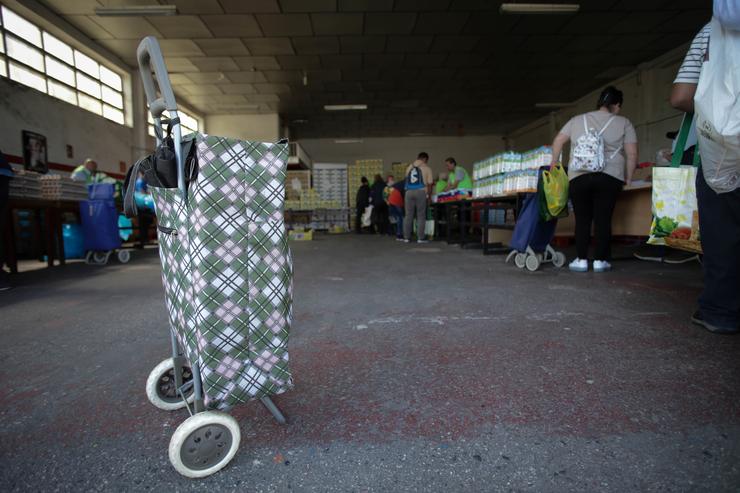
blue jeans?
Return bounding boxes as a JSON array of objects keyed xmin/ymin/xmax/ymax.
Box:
[
  {"xmin": 390, "ymin": 205, "xmax": 404, "ymax": 238},
  {"xmin": 696, "ymin": 170, "xmax": 740, "ymax": 330}
]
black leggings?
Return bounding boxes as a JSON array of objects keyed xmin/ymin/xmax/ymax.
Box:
[{"xmin": 569, "ymin": 173, "xmax": 623, "ymax": 261}]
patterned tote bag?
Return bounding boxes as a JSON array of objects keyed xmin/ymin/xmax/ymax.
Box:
[{"xmin": 150, "ymin": 133, "xmax": 293, "ymax": 411}]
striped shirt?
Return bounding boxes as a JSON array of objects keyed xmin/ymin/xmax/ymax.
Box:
[{"xmin": 674, "ymin": 23, "xmax": 711, "ymax": 84}]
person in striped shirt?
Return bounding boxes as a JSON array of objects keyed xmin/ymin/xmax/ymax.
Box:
[{"xmin": 670, "ymin": 21, "xmax": 740, "ymax": 335}]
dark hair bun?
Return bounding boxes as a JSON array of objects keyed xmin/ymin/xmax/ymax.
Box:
[{"xmin": 597, "ymin": 86, "xmax": 623, "ymax": 109}]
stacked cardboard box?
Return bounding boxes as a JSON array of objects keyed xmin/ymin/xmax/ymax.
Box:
[
  {"xmin": 348, "ymin": 159, "xmax": 383, "ymax": 202},
  {"xmin": 391, "ymin": 162, "xmax": 409, "ymax": 182},
  {"xmin": 285, "ymin": 170, "xmax": 311, "ymax": 200}
]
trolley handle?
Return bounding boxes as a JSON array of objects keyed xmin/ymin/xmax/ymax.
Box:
[{"xmin": 136, "ymin": 36, "xmax": 186, "ymax": 196}]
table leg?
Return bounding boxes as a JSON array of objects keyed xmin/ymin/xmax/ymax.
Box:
[{"xmin": 56, "ymin": 209, "xmax": 65, "ymax": 266}]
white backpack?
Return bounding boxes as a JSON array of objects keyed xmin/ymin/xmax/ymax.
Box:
[{"xmin": 570, "ymin": 114, "xmax": 621, "ymax": 173}]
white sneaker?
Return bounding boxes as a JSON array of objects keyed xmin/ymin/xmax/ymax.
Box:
[
  {"xmin": 401, "ymin": 239, "xmax": 410, "ymax": 243},
  {"xmin": 417, "ymin": 239, "xmax": 429, "ymax": 244},
  {"xmin": 593, "ymin": 260, "xmax": 612, "ymax": 272},
  {"xmin": 569, "ymin": 258, "xmax": 588, "ymax": 272}
]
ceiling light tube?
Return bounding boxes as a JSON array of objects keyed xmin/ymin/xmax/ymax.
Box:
[
  {"xmin": 334, "ymin": 139, "xmax": 363, "ymax": 144},
  {"xmin": 95, "ymin": 5, "xmax": 177, "ymax": 16},
  {"xmin": 324, "ymin": 104, "xmax": 367, "ymax": 111},
  {"xmin": 500, "ymin": 3, "xmax": 579, "ymax": 14}
]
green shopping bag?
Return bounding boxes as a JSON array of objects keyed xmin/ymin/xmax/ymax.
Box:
[
  {"xmin": 647, "ymin": 113, "xmax": 702, "ymax": 253},
  {"xmin": 542, "ymin": 163, "xmax": 569, "ymax": 219}
]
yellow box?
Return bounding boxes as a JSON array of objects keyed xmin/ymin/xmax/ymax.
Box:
[{"xmin": 289, "ymin": 229, "xmax": 313, "ymax": 241}]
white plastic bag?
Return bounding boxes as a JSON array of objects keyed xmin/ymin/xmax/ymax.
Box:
[
  {"xmin": 714, "ymin": 0, "xmax": 740, "ymax": 31},
  {"xmin": 361, "ymin": 205, "xmax": 373, "ymax": 227},
  {"xmin": 694, "ymin": 17, "xmax": 740, "ymax": 194}
]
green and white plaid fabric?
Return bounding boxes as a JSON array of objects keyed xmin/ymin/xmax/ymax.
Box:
[{"xmin": 151, "ymin": 133, "xmax": 293, "ymax": 411}]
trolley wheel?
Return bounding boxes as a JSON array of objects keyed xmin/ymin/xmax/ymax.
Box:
[
  {"xmin": 525, "ymin": 254, "xmax": 541, "ymax": 272},
  {"xmin": 552, "ymin": 251, "xmax": 566, "ymax": 268},
  {"xmin": 514, "ymin": 252, "xmax": 527, "ymax": 269},
  {"xmin": 92, "ymin": 251, "xmax": 109, "ymax": 264},
  {"xmin": 169, "ymin": 411, "xmax": 241, "ymax": 478},
  {"xmin": 146, "ymin": 358, "xmax": 195, "ymax": 411},
  {"xmin": 117, "ymin": 249, "xmax": 131, "ymax": 263}
]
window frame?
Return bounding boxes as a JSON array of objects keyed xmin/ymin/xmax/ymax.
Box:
[{"xmin": 0, "ymin": 4, "xmax": 128, "ymax": 126}]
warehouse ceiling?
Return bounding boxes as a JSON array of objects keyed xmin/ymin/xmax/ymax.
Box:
[{"xmin": 38, "ymin": 0, "xmax": 711, "ymax": 138}]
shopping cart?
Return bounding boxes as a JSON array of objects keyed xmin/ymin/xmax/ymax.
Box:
[
  {"xmin": 80, "ymin": 183, "xmax": 131, "ymax": 265},
  {"xmin": 505, "ymin": 168, "xmax": 566, "ymax": 272},
  {"xmin": 132, "ymin": 36, "xmax": 292, "ymax": 478}
]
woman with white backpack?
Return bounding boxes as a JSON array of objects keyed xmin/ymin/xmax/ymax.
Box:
[{"xmin": 549, "ymin": 86, "xmax": 639, "ymax": 273}]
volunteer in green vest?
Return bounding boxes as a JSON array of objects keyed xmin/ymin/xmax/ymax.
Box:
[
  {"xmin": 71, "ymin": 158, "xmax": 113, "ymax": 184},
  {"xmin": 444, "ymin": 157, "xmax": 472, "ymax": 191},
  {"xmin": 435, "ymin": 172, "xmax": 448, "ymax": 195}
]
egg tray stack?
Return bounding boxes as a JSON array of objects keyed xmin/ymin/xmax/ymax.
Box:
[
  {"xmin": 348, "ymin": 159, "xmax": 383, "ymax": 203},
  {"xmin": 286, "ymin": 170, "xmax": 311, "ymax": 201},
  {"xmin": 8, "ymin": 169, "xmax": 43, "ymax": 200},
  {"xmin": 39, "ymin": 174, "xmax": 89, "ymax": 201}
]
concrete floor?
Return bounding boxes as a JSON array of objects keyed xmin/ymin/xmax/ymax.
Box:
[{"xmin": 1, "ymin": 234, "xmax": 739, "ymax": 492}]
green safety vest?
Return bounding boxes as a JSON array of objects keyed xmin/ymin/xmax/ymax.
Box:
[
  {"xmin": 450, "ymin": 167, "xmax": 473, "ymax": 190},
  {"xmin": 435, "ymin": 179, "xmax": 447, "ymax": 194},
  {"xmin": 71, "ymin": 165, "xmax": 113, "ymax": 184}
]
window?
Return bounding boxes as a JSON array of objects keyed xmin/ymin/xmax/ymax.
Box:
[
  {"xmin": 0, "ymin": 5, "xmax": 127, "ymax": 125},
  {"xmin": 147, "ymin": 109, "xmax": 200, "ymax": 138}
]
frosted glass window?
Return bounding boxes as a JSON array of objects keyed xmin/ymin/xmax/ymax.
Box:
[
  {"xmin": 101, "ymin": 84, "xmax": 123, "ymax": 109},
  {"xmin": 6, "ymin": 36, "xmax": 43, "ymax": 71},
  {"xmin": 0, "ymin": 57, "xmax": 6, "ymax": 78},
  {"xmin": 2, "ymin": 7, "xmax": 41, "ymax": 48},
  {"xmin": 9, "ymin": 62, "xmax": 45, "ymax": 92},
  {"xmin": 74, "ymin": 49, "xmax": 99, "ymax": 79},
  {"xmin": 48, "ymin": 79, "xmax": 77, "ymax": 105},
  {"xmin": 99, "ymin": 65, "xmax": 122, "ymax": 91},
  {"xmin": 103, "ymin": 104, "xmax": 124, "ymax": 124},
  {"xmin": 76, "ymin": 71, "xmax": 101, "ymax": 98},
  {"xmin": 0, "ymin": 34, "xmax": 4, "ymax": 54},
  {"xmin": 180, "ymin": 112, "xmax": 198, "ymax": 131},
  {"xmin": 78, "ymin": 92, "xmax": 102, "ymax": 115},
  {"xmin": 42, "ymin": 32, "xmax": 73, "ymax": 64},
  {"xmin": 45, "ymin": 55, "xmax": 74, "ymax": 85}
]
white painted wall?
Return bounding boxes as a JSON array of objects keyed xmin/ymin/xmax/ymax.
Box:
[
  {"xmin": 205, "ymin": 113, "xmax": 280, "ymax": 143},
  {"xmin": 506, "ymin": 45, "xmax": 691, "ymax": 164},
  {"xmin": 299, "ymin": 135, "xmax": 506, "ymax": 176},
  {"xmin": 0, "ymin": 77, "xmax": 134, "ymax": 176}
]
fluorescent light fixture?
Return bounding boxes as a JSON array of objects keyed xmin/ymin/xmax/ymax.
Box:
[
  {"xmin": 324, "ymin": 104, "xmax": 367, "ymax": 111},
  {"xmin": 500, "ymin": 3, "xmax": 579, "ymax": 14},
  {"xmin": 292, "ymin": 118, "xmax": 309, "ymax": 124},
  {"xmin": 407, "ymin": 132, "xmax": 428, "ymax": 137},
  {"xmin": 534, "ymin": 102, "xmax": 577, "ymax": 108},
  {"xmin": 95, "ymin": 5, "xmax": 177, "ymax": 16},
  {"xmin": 334, "ymin": 139, "xmax": 363, "ymax": 144}
]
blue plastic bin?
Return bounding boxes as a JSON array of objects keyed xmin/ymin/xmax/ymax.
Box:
[{"xmin": 62, "ymin": 223, "xmax": 85, "ymax": 259}]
